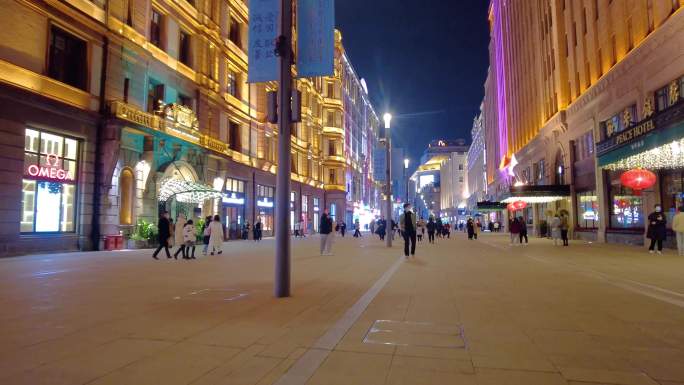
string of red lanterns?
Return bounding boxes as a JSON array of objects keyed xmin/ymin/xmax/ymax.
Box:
[{"xmin": 507, "ymin": 200, "xmax": 527, "ymax": 211}]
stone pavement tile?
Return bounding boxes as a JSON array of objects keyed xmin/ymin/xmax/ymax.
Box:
[
  {"xmin": 385, "ymin": 367, "xmax": 477, "ymax": 385},
  {"xmin": 470, "ymin": 353, "xmax": 558, "ymax": 372},
  {"xmin": 475, "ymin": 367, "xmax": 570, "ymax": 385},
  {"xmin": 88, "ymin": 342, "xmax": 242, "ymax": 385},
  {"xmin": 559, "ymin": 367, "xmax": 660, "ymax": 385},
  {"xmin": 657, "ymin": 382, "xmax": 684, "ymax": 385},
  {"xmin": 5, "ymin": 338, "xmax": 173, "ymax": 385},
  {"xmin": 0, "ymin": 323, "xmax": 127, "ymax": 382},
  {"xmin": 529, "ymin": 330, "xmax": 612, "ymax": 355},
  {"xmin": 335, "ymin": 322, "xmax": 396, "ymax": 355},
  {"xmin": 390, "ymin": 355, "xmax": 474, "ymax": 374},
  {"xmin": 616, "ymin": 347, "xmax": 684, "ymax": 382},
  {"xmin": 188, "ymin": 322, "xmax": 279, "ymax": 349},
  {"xmin": 547, "ymin": 352, "xmax": 637, "ymax": 372},
  {"xmin": 305, "ymin": 351, "xmax": 392, "ymax": 385},
  {"xmin": 393, "ymin": 345, "xmax": 471, "ymax": 361},
  {"xmin": 190, "ymin": 344, "xmax": 281, "ymax": 385}
]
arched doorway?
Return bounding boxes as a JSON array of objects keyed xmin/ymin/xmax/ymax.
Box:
[
  {"xmin": 119, "ymin": 168, "xmax": 135, "ymax": 225},
  {"xmin": 159, "ymin": 161, "xmax": 202, "ymax": 220}
]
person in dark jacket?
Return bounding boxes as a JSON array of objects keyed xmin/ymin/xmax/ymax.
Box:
[
  {"xmin": 509, "ymin": 217, "xmax": 521, "ymax": 245},
  {"xmin": 376, "ymin": 218, "xmax": 387, "ymax": 240},
  {"xmin": 320, "ymin": 209, "xmax": 334, "ymax": 255},
  {"xmin": 426, "ymin": 217, "xmax": 437, "ymax": 243},
  {"xmin": 519, "ymin": 216, "xmax": 529, "ymax": 244},
  {"xmin": 647, "ymin": 204, "xmax": 667, "ymax": 254},
  {"xmin": 253, "ymin": 219, "xmax": 263, "ymax": 242},
  {"xmin": 466, "ymin": 218, "xmax": 475, "ymax": 240},
  {"xmin": 152, "ymin": 211, "xmax": 172, "ymax": 259}
]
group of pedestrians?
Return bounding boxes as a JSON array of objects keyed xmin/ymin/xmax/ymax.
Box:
[{"xmin": 152, "ymin": 212, "xmax": 224, "ymax": 260}]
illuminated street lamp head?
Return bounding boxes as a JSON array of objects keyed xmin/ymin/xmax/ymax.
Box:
[
  {"xmin": 383, "ymin": 113, "xmax": 392, "ymax": 129},
  {"xmin": 404, "ymin": 158, "xmax": 410, "ymax": 169}
]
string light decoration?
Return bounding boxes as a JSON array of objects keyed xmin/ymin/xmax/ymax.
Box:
[
  {"xmin": 605, "ymin": 139, "xmax": 684, "ymax": 170},
  {"xmin": 158, "ymin": 178, "xmax": 223, "ymax": 203},
  {"xmin": 502, "ymin": 196, "xmax": 565, "ymax": 204}
]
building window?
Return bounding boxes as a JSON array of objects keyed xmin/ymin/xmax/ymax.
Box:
[
  {"xmin": 179, "ymin": 30, "xmax": 191, "ymax": 66},
  {"xmin": 576, "ymin": 190, "xmax": 598, "ymax": 229},
  {"xmin": 178, "ymin": 94, "xmax": 192, "ymax": 108},
  {"xmin": 48, "ymin": 26, "xmax": 87, "ymax": 90},
  {"xmin": 119, "ymin": 168, "xmax": 134, "ymax": 225},
  {"xmin": 22, "ymin": 129, "xmax": 79, "ymax": 233},
  {"xmin": 225, "ymin": 178, "xmax": 245, "ymax": 193},
  {"xmin": 229, "ymin": 17, "xmax": 242, "ymax": 48},
  {"xmin": 227, "ymin": 70, "xmax": 239, "ymax": 98},
  {"xmin": 147, "ymin": 81, "xmax": 164, "ymax": 113},
  {"xmin": 123, "ymin": 78, "xmax": 130, "ymax": 103},
  {"xmin": 330, "ymin": 203, "xmax": 336, "ymax": 221},
  {"xmin": 608, "ymin": 171, "xmax": 644, "ymax": 229},
  {"xmin": 229, "ymin": 121, "xmax": 241, "ymax": 151},
  {"xmin": 150, "ymin": 9, "xmax": 163, "ymax": 49}
]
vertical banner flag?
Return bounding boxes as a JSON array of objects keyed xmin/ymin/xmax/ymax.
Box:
[
  {"xmin": 248, "ymin": 0, "xmax": 279, "ymax": 83},
  {"xmin": 297, "ymin": 0, "xmax": 335, "ymax": 78},
  {"xmin": 373, "ymin": 144, "xmax": 387, "ymax": 183}
]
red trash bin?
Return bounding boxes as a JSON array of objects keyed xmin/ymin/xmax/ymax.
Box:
[
  {"xmin": 103, "ymin": 236, "xmax": 114, "ymax": 251},
  {"xmin": 114, "ymin": 235, "xmax": 124, "ymax": 250}
]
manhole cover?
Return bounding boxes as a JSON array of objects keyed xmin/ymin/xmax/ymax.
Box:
[{"xmin": 363, "ymin": 320, "xmax": 465, "ymax": 349}]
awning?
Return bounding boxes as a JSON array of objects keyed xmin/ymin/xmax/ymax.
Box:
[
  {"xmin": 476, "ymin": 201, "xmax": 508, "ymax": 211},
  {"xmin": 158, "ymin": 178, "xmax": 223, "ymax": 203},
  {"xmin": 501, "ymin": 185, "xmax": 571, "ymax": 204}
]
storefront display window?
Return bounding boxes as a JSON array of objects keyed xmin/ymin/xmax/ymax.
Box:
[
  {"xmin": 576, "ymin": 191, "xmax": 599, "ymax": 229},
  {"xmin": 22, "ymin": 129, "xmax": 78, "ymax": 233},
  {"xmin": 256, "ymin": 184, "xmax": 274, "ymax": 232},
  {"xmin": 661, "ymin": 170, "xmax": 684, "ymax": 229},
  {"xmin": 313, "ymin": 198, "xmax": 320, "ymax": 232}
]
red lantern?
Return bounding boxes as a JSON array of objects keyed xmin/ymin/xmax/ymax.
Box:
[
  {"xmin": 507, "ymin": 200, "xmax": 527, "ymax": 211},
  {"xmin": 620, "ymin": 168, "xmax": 656, "ymax": 195}
]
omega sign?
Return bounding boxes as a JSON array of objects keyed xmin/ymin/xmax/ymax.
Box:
[{"xmin": 26, "ymin": 154, "xmax": 73, "ymax": 181}]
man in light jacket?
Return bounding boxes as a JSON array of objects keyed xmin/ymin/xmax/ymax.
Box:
[
  {"xmin": 399, "ymin": 203, "xmax": 417, "ymax": 258},
  {"xmin": 319, "ymin": 208, "xmax": 334, "ymax": 256},
  {"xmin": 673, "ymin": 206, "xmax": 684, "ymax": 256}
]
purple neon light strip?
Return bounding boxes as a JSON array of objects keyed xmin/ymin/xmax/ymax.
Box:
[{"xmin": 493, "ymin": 0, "xmax": 508, "ymax": 164}]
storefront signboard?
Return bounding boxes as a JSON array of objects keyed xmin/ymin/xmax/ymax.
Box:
[
  {"xmin": 257, "ymin": 197, "xmax": 274, "ymax": 208},
  {"xmin": 26, "ymin": 154, "xmax": 74, "ymax": 182},
  {"xmin": 222, "ymin": 192, "xmax": 245, "ymax": 205}
]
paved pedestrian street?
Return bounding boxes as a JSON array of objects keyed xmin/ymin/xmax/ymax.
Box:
[{"xmin": 1, "ymin": 233, "xmax": 684, "ymax": 385}]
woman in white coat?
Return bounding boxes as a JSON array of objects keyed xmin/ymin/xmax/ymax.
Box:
[
  {"xmin": 208, "ymin": 214, "xmax": 224, "ymax": 255},
  {"xmin": 173, "ymin": 213, "xmax": 187, "ymax": 259}
]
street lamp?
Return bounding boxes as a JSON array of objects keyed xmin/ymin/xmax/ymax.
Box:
[
  {"xmin": 383, "ymin": 113, "xmax": 392, "ymax": 248},
  {"xmin": 403, "ymin": 158, "xmax": 409, "ymax": 203}
]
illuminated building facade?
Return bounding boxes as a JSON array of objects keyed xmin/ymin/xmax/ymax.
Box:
[
  {"xmin": 485, "ymin": 0, "xmax": 684, "ymax": 245},
  {"xmin": 466, "ymin": 102, "xmax": 487, "ymax": 215},
  {"xmin": 0, "ymin": 0, "xmax": 379, "ymax": 255}
]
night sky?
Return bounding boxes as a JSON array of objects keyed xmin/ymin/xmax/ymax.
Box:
[{"xmin": 335, "ymin": 1, "xmax": 491, "ymax": 163}]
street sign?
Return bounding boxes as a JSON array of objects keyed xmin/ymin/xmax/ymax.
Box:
[
  {"xmin": 248, "ymin": 0, "xmax": 279, "ymax": 83},
  {"xmin": 296, "ymin": 0, "xmax": 335, "ymax": 78},
  {"xmin": 373, "ymin": 144, "xmax": 386, "ymax": 182}
]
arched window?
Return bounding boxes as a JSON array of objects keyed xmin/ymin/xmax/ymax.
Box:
[{"xmin": 119, "ymin": 168, "xmax": 134, "ymax": 225}]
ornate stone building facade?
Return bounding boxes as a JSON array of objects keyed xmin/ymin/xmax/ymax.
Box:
[{"xmin": 0, "ymin": 0, "xmax": 379, "ymax": 255}]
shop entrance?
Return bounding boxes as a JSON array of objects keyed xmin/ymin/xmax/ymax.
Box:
[{"xmin": 223, "ymin": 205, "xmax": 244, "ymax": 240}]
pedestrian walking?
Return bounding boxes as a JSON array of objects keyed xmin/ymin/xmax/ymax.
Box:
[
  {"xmin": 243, "ymin": 221, "xmax": 250, "ymax": 240},
  {"xmin": 152, "ymin": 211, "xmax": 172, "ymax": 259},
  {"xmin": 254, "ymin": 219, "xmax": 263, "ymax": 241},
  {"xmin": 474, "ymin": 219, "xmax": 481, "ymax": 239},
  {"xmin": 183, "ymin": 219, "xmax": 197, "ymax": 259},
  {"xmin": 509, "ymin": 217, "xmax": 521, "ymax": 245},
  {"xmin": 293, "ymin": 221, "xmax": 300, "ymax": 238},
  {"xmin": 370, "ymin": 219, "xmax": 376, "ymax": 236},
  {"xmin": 519, "ymin": 216, "xmax": 528, "ymax": 244},
  {"xmin": 340, "ymin": 221, "xmax": 347, "ymax": 237},
  {"xmin": 674, "ymin": 206, "xmax": 684, "ymax": 256},
  {"xmin": 377, "ymin": 218, "xmax": 387, "ymax": 241},
  {"xmin": 560, "ymin": 212, "xmax": 570, "ymax": 246},
  {"xmin": 417, "ymin": 218, "xmax": 425, "ymax": 242},
  {"xmin": 319, "ymin": 208, "xmax": 334, "ymax": 255},
  {"xmin": 466, "ymin": 218, "xmax": 475, "ymax": 240},
  {"xmin": 353, "ymin": 219, "xmax": 362, "ymax": 237},
  {"xmin": 399, "ymin": 203, "xmax": 417, "ymax": 258},
  {"xmin": 427, "ymin": 216, "xmax": 436, "ymax": 243},
  {"xmin": 647, "ymin": 204, "xmax": 667, "ymax": 254},
  {"xmin": 173, "ymin": 213, "xmax": 186, "ymax": 259},
  {"xmin": 299, "ymin": 219, "xmax": 306, "ymax": 237},
  {"xmin": 202, "ymin": 216, "xmax": 212, "ymax": 254},
  {"xmin": 208, "ymin": 214, "xmax": 224, "ymax": 255},
  {"xmin": 550, "ymin": 214, "xmax": 561, "ymax": 246}
]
